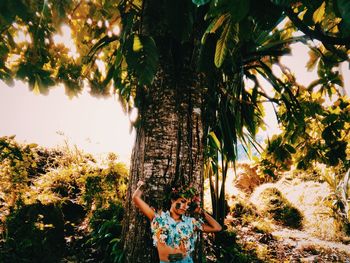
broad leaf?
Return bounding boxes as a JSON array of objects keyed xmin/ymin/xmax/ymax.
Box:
[
  {"xmin": 133, "ymin": 35, "xmax": 143, "ymax": 52},
  {"xmin": 313, "ymin": 1, "xmax": 326, "ymax": 24},
  {"xmin": 250, "ymin": 0, "xmax": 284, "ymax": 30},
  {"xmin": 215, "ymin": 23, "xmax": 231, "ymax": 68},
  {"xmin": 125, "ymin": 35, "xmax": 159, "ymax": 85},
  {"xmin": 209, "ymin": 131, "xmax": 221, "ymax": 150},
  {"xmin": 306, "ymin": 49, "xmax": 320, "ymax": 71}
]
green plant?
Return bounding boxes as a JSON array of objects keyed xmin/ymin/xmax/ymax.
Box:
[
  {"xmin": 257, "ymin": 135, "xmax": 295, "ymax": 179},
  {"xmin": 323, "ymin": 168, "xmax": 350, "ymax": 235},
  {"xmin": 87, "ymin": 202, "xmax": 125, "ymax": 263},
  {"xmin": 259, "ymin": 187, "xmax": 303, "ymax": 229},
  {"xmin": 0, "ymin": 137, "xmax": 129, "ymax": 262},
  {"xmin": 1, "ymin": 200, "xmax": 65, "ymax": 263},
  {"xmin": 204, "ymin": 229, "xmax": 262, "ymax": 263},
  {"xmin": 230, "ymin": 198, "xmax": 260, "ymax": 224},
  {"xmin": 0, "ymin": 136, "xmax": 38, "ymax": 209}
]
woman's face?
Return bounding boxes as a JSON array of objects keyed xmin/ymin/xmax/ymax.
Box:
[{"xmin": 171, "ymin": 197, "xmax": 191, "ymax": 214}]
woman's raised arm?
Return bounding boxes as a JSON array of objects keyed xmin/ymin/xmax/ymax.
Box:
[
  {"xmin": 201, "ymin": 210, "xmax": 222, "ymax": 232},
  {"xmin": 132, "ymin": 181, "xmax": 155, "ymax": 221}
]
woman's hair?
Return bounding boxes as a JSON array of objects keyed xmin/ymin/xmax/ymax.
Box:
[
  {"xmin": 163, "ymin": 184, "xmax": 199, "ymax": 212},
  {"xmin": 171, "ymin": 184, "xmax": 197, "ymax": 199},
  {"xmin": 169, "ymin": 187, "xmax": 182, "ymax": 201}
]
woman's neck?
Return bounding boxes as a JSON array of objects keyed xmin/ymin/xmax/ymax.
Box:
[{"xmin": 169, "ymin": 209, "xmax": 182, "ymax": 222}]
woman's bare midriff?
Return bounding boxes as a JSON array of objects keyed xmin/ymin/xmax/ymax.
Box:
[{"xmin": 157, "ymin": 242, "xmax": 188, "ymax": 262}]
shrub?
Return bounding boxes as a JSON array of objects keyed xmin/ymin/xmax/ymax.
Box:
[
  {"xmin": 230, "ymin": 199, "xmax": 259, "ymax": 220},
  {"xmin": 259, "ymin": 187, "xmax": 303, "ymax": 229},
  {"xmin": 1, "ymin": 200, "xmax": 65, "ymax": 263},
  {"xmin": 204, "ymin": 230, "xmax": 262, "ymax": 263},
  {"xmin": 86, "ymin": 202, "xmax": 125, "ymax": 263},
  {"xmin": 0, "ymin": 137, "xmax": 129, "ymax": 263}
]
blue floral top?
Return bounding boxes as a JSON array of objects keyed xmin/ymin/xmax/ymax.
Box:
[{"xmin": 151, "ymin": 211, "xmax": 203, "ymax": 254}]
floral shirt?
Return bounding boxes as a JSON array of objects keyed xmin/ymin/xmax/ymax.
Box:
[{"xmin": 151, "ymin": 211, "xmax": 203, "ymax": 254}]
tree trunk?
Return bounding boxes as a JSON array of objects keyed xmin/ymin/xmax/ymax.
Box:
[
  {"xmin": 121, "ymin": 1, "xmax": 208, "ymax": 261},
  {"xmin": 121, "ymin": 57, "xmax": 206, "ymax": 262}
]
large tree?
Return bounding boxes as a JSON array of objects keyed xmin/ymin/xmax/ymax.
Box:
[{"xmin": 1, "ymin": 0, "xmax": 349, "ymax": 261}]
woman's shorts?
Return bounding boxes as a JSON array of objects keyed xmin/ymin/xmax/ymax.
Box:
[{"xmin": 160, "ymin": 255, "xmax": 193, "ymax": 263}]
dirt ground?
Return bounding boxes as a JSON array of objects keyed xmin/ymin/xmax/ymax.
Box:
[{"xmin": 232, "ymin": 217, "xmax": 350, "ymax": 263}]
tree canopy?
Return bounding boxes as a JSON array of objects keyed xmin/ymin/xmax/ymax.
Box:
[
  {"xmin": 1, "ymin": 0, "xmax": 350, "ymax": 210},
  {"xmin": 1, "ymin": 1, "xmax": 349, "ymax": 153}
]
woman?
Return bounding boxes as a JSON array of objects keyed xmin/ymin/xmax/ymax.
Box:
[{"xmin": 132, "ymin": 180, "xmax": 222, "ymax": 263}]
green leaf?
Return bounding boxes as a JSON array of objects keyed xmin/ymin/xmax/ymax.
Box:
[
  {"xmin": 125, "ymin": 35, "xmax": 159, "ymax": 85},
  {"xmin": 313, "ymin": 2, "xmax": 326, "ymax": 24},
  {"xmin": 209, "ymin": 131, "xmax": 221, "ymax": 149},
  {"xmin": 210, "ymin": 13, "xmax": 230, "ymax": 34},
  {"xmin": 215, "ymin": 23, "xmax": 231, "ymax": 68},
  {"xmin": 0, "ymin": 0, "xmax": 29, "ymax": 24},
  {"xmin": 263, "ymin": 168, "xmax": 275, "ymax": 178},
  {"xmin": 132, "ymin": 35, "xmax": 143, "ymax": 52},
  {"xmin": 306, "ymin": 49, "xmax": 320, "ymax": 71},
  {"xmin": 338, "ymin": 19, "xmax": 350, "ymax": 37},
  {"xmin": 249, "ymin": 0, "xmax": 284, "ymax": 30},
  {"xmin": 285, "ymin": 144, "xmax": 296, "ymax": 154}
]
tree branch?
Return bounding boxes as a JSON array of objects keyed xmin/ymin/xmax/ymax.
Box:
[{"xmin": 285, "ymin": 9, "xmax": 350, "ymax": 46}]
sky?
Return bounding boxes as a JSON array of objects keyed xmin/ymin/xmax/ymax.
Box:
[
  {"xmin": 0, "ymin": 81, "xmax": 136, "ymax": 164},
  {"xmin": 1, "ymin": 30, "xmax": 349, "ymax": 165}
]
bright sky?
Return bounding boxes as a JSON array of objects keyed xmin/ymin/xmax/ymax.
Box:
[
  {"xmin": 1, "ymin": 24, "xmax": 135, "ymax": 165},
  {"xmin": 0, "ymin": 32, "xmax": 349, "ymax": 165},
  {"xmin": 0, "ymin": 81, "xmax": 135, "ymax": 164}
]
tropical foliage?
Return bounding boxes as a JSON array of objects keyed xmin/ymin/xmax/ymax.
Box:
[
  {"xmin": 0, "ymin": 136, "xmax": 128, "ymax": 263},
  {"xmin": 1, "ymin": 0, "xmax": 350, "ymax": 260}
]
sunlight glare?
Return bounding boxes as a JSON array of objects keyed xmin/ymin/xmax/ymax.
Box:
[
  {"xmin": 129, "ymin": 108, "xmax": 138, "ymax": 123},
  {"xmin": 13, "ymin": 30, "xmax": 32, "ymax": 44},
  {"xmin": 95, "ymin": 59, "xmax": 106, "ymax": 77},
  {"xmin": 0, "ymin": 80, "xmax": 135, "ymax": 165},
  {"xmin": 53, "ymin": 24, "xmax": 79, "ymax": 60},
  {"xmin": 112, "ymin": 25, "xmax": 121, "ymax": 36}
]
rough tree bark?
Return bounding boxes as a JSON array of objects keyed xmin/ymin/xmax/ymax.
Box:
[
  {"xmin": 120, "ymin": 1, "xmax": 208, "ymax": 261},
  {"xmin": 121, "ymin": 58, "xmax": 206, "ymax": 261}
]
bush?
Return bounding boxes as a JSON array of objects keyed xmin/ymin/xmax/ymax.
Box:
[
  {"xmin": 1, "ymin": 200, "xmax": 65, "ymax": 263},
  {"xmin": 259, "ymin": 187, "xmax": 303, "ymax": 229},
  {"xmin": 86, "ymin": 202, "xmax": 125, "ymax": 263},
  {"xmin": 230, "ymin": 199, "xmax": 259, "ymax": 220},
  {"xmin": 204, "ymin": 230, "xmax": 262, "ymax": 263},
  {"xmin": 0, "ymin": 137, "xmax": 129, "ymax": 263}
]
